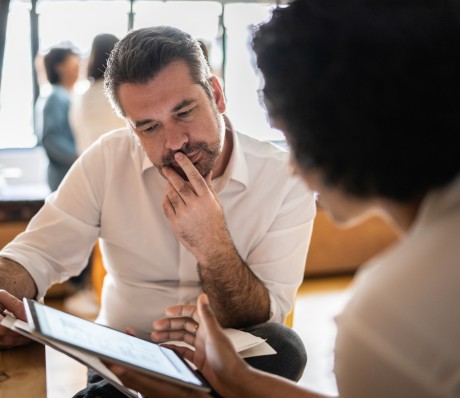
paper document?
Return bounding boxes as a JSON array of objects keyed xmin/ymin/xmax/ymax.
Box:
[
  {"xmin": 165, "ymin": 327, "xmax": 277, "ymax": 371},
  {"xmin": 224, "ymin": 327, "xmax": 277, "ymax": 358}
]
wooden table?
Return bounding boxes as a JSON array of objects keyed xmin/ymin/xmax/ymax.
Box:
[{"xmin": 0, "ymin": 342, "xmax": 46, "ymax": 397}]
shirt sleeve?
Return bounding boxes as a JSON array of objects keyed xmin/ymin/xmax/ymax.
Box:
[
  {"xmin": 249, "ymin": 179, "xmax": 316, "ymax": 324},
  {"xmin": 0, "ymin": 146, "xmax": 103, "ymax": 299}
]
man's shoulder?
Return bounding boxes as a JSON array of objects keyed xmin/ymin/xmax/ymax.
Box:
[
  {"xmin": 82, "ymin": 127, "xmax": 138, "ymax": 159},
  {"xmin": 98, "ymin": 127, "xmax": 132, "ymax": 144},
  {"xmin": 236, "ymin": 131, "xmax": 289, "ymax": 164},
  {"xmin": 235, "ymin": 132, "xmax": 308, "ymax": 195}
]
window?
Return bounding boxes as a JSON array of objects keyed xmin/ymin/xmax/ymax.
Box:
[
  {"xmin": 224, "ymin": 3, "xmax": 283, "ymax": 141},
  {"xmin": 0, "ymin": 0, "xmax": 282, "ymax": 150},
  {"xmin": 0, "ymin": 0, "xmax": 35, "ymax": 148}
]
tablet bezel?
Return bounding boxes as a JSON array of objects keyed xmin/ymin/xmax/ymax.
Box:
[{"xmin": 24, "ymin": 298, "xmax": 211, "ymax": 393}]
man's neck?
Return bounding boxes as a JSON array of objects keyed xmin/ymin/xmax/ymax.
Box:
[{"xmin": 212, "ymin": 118, "xmax": 234, "ymax": 179}]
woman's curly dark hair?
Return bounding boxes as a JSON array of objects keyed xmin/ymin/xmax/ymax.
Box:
[{"xmin": 253, "ymin": 0, "xmax": 460, "ymax": 201}]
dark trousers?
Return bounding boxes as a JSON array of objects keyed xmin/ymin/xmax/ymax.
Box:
[{"xmin": 73, "ymin": 322, "xmax": 307, "ymax": 397}]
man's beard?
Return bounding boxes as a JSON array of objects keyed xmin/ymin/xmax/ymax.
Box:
[
  {"xmin": 162, "ymin": 140, "xmax": 222, "ymax": 180},
  {"xmin": 161, "ymin": 113, "xmax": 225, "ymax": 180}
]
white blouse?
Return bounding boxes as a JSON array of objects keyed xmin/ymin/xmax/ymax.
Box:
[
  {"xmin": 70, "ymin": 79, "xmax": 126, "ymax": 154},
  {"xmin": 334, "ymin": 175, "xmax": 460, "ymax": 397}
]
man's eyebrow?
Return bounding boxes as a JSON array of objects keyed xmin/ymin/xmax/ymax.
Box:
[
  {"xmin": 133, "ymin": 99, "xmax": 196, "ymax": 128},
  {"xmin": 135, "ymin": 118, "xmax": 157, "ymax": 128},
  {"xmin": 172, "ymin": 99, "xmax": 195, "ymax": 113}
]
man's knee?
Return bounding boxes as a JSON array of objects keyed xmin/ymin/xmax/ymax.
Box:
[{"xmin": 243, "ymin": 322, "xmax": 307, "ymax": 382}]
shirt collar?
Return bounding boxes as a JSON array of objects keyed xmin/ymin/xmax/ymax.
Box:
[
  {"xmin": 213, "ymin": 115, "xmax": 248, "ymax": 192},
  {"xmin": 139, "ymin": 115, "xmax": 249, "ymax": 190},
  {"xmin": 141, "ymin": 147, "xmax": 154, "ymax": 173}
]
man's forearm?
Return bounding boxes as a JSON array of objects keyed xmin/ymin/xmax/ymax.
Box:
[
  {"xmin": 0, "ymin": 257, "xmax": 37, "ymax": 299},
  {"xmin": 198, "ymin": 242, "xmax": 270, "ymax": 328}
]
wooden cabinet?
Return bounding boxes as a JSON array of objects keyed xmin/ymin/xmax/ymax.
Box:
[
  {"xmin": 305, "ymin": 208, "xmax": 399, "ymax": 276},
  {"xmin": 0, "ymin": 343, "xmax": 47, "ymax": 398},
  {"xmin": 0, "ymin": 221, "xmax": 28, "ymax": 249}
]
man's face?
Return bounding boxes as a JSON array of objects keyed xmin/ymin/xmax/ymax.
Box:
[{"xmin": 118, "ymin": 61, "xmax": 226, "ymax": 179}]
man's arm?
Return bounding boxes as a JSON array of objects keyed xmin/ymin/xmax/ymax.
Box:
[
  {"xmin": 197, "ymin": 237, "xmax": 270, "ymax": 328},
  {"xmin": 0, "ymin": 257, "xmax": 37, "ymax": 299},
  {"xmin": 162, "ymin": 152, "xmax": 270, "ymax": 328},
  {"xmin": 0, "ymin": 258, "xmax": 37, "ymax": 348}
]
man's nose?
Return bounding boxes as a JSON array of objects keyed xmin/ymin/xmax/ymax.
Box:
[{"xmin": 165, "ymin": 126, "xmax": 188, "ymax": 151}]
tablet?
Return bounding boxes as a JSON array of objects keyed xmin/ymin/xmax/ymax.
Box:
[{"xmin": 23, "ymin": 299, "xmax": 210, "ymax": 393}]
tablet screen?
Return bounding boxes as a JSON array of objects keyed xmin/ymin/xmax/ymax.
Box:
[{"xmin": 26, "ymin": 300, "xmax": 209, "ymax": 392}]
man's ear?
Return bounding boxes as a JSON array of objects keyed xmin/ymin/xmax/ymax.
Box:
[{"xmin": 210, "ymin": 76, "xmax": 226, "ymax": 113}]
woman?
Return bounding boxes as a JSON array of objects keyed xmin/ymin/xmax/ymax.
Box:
[
  {"xmin": 38, "ymin": 47, "xmax": 79, "ymax": 192},
  {"xmin": 70, "ymin": 33, "xmax": 125, "ymax": 154}
]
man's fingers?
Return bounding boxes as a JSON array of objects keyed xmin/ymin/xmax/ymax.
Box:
[
  {"xmin": 165, "ymin": 183, "xmax": 186, "ymax": 210},
  {"xmin": 153, "ymin": 316, "xmax": 199, "ymax": 334},
  {"xmin": 124, "ymin": 327, "xmax": 137, "ymax": 337},
  {"xmin": 151, "ymin": 330, "xmax": 196, "ymax": 345},
  {"xmin": 204, "ymin": 171, "xmax": 213, "ymax": 189},
  {"xmin": 197, "ymin": 294, "xmax": 223, "ymax": 336},
  {"xmin": 170, "ymin": 153, "xmax": 209, "ymax": 197},
  {"xmin": 163, "ymin": 196, "xmax": 176, "ymax": 217},
  {"xmin": 0, "ymin": 290, "xmax": 27, "ymax": 321},
  {"xmin": 164, "ymin": 304, "xmax": 198, "ymax": 320}
]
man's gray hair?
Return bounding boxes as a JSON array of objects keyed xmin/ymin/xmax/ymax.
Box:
[{"xmin": 104, "ymin": 26, "xmax": 213, "ymax": 117}]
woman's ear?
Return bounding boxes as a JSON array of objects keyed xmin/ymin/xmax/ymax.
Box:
[{"xmin": 210, "ymin": 76, "xmax": 226, "ymax": 113}]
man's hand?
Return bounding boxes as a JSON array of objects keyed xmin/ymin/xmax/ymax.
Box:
[
  {"xmin": 162, "ymin": 152, "xmax": 233, "ymax": 264},
  {"xmin": 162, "ymin": 152, "xmax": 270, "ymax": 328},
  {"xmin": 0, "ymin": 290, "xmax": 32, "ymax": 349},
  {"xmin": 151, "ymin": 303, "xmax": 200, "ymax": 346}
]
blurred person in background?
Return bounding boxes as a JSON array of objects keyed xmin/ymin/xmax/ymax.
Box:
[
  {"xmin": 36, "ymin": 46, "xmax": 79, "ymax": 192},
  {"xmin": 71, "ymin": 33, "xmax": 125, "ymax": 154}
]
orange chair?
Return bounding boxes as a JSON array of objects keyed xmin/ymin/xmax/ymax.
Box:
[
  {"xmin": 285, "ymin": 309, "xmax": 294, "ymax": 328},
  {"xmin": 90, "ymin": 241, "xmax": 106, "ymax": 306}
]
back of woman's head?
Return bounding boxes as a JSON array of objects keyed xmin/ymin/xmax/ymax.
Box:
[
  {"xmin": 87, "ymin": 33, "xmax": 119, "ymax": 81},
  {"xmin": 253, "ymin": 0, "xmax": 460, "ymax": 201}
]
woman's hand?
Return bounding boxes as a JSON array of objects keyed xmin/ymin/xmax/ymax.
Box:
[{"xmin": 107, "ymin": 294, "xmax": 250, "ymax": 398}]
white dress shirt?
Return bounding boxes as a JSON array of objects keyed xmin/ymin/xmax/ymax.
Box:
[
  {"xmin": 70, "ymin": 79, "xmax": 126, "ymax": 154},
  {"xmin": 2, "ymin": 126, "xmax": 315, "ymax": 338},
  {"xmin": 334, "ymin": 175, "xmax": 460, "ymax": 397}
]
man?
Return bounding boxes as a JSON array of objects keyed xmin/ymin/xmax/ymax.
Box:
[
  {"xmin": 101, "ymin": 1, "xmax": 460, "ymax": 397},
  {"xmin": 0, "ymin": 26, "xmax": 315, "ymax": 395}
]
